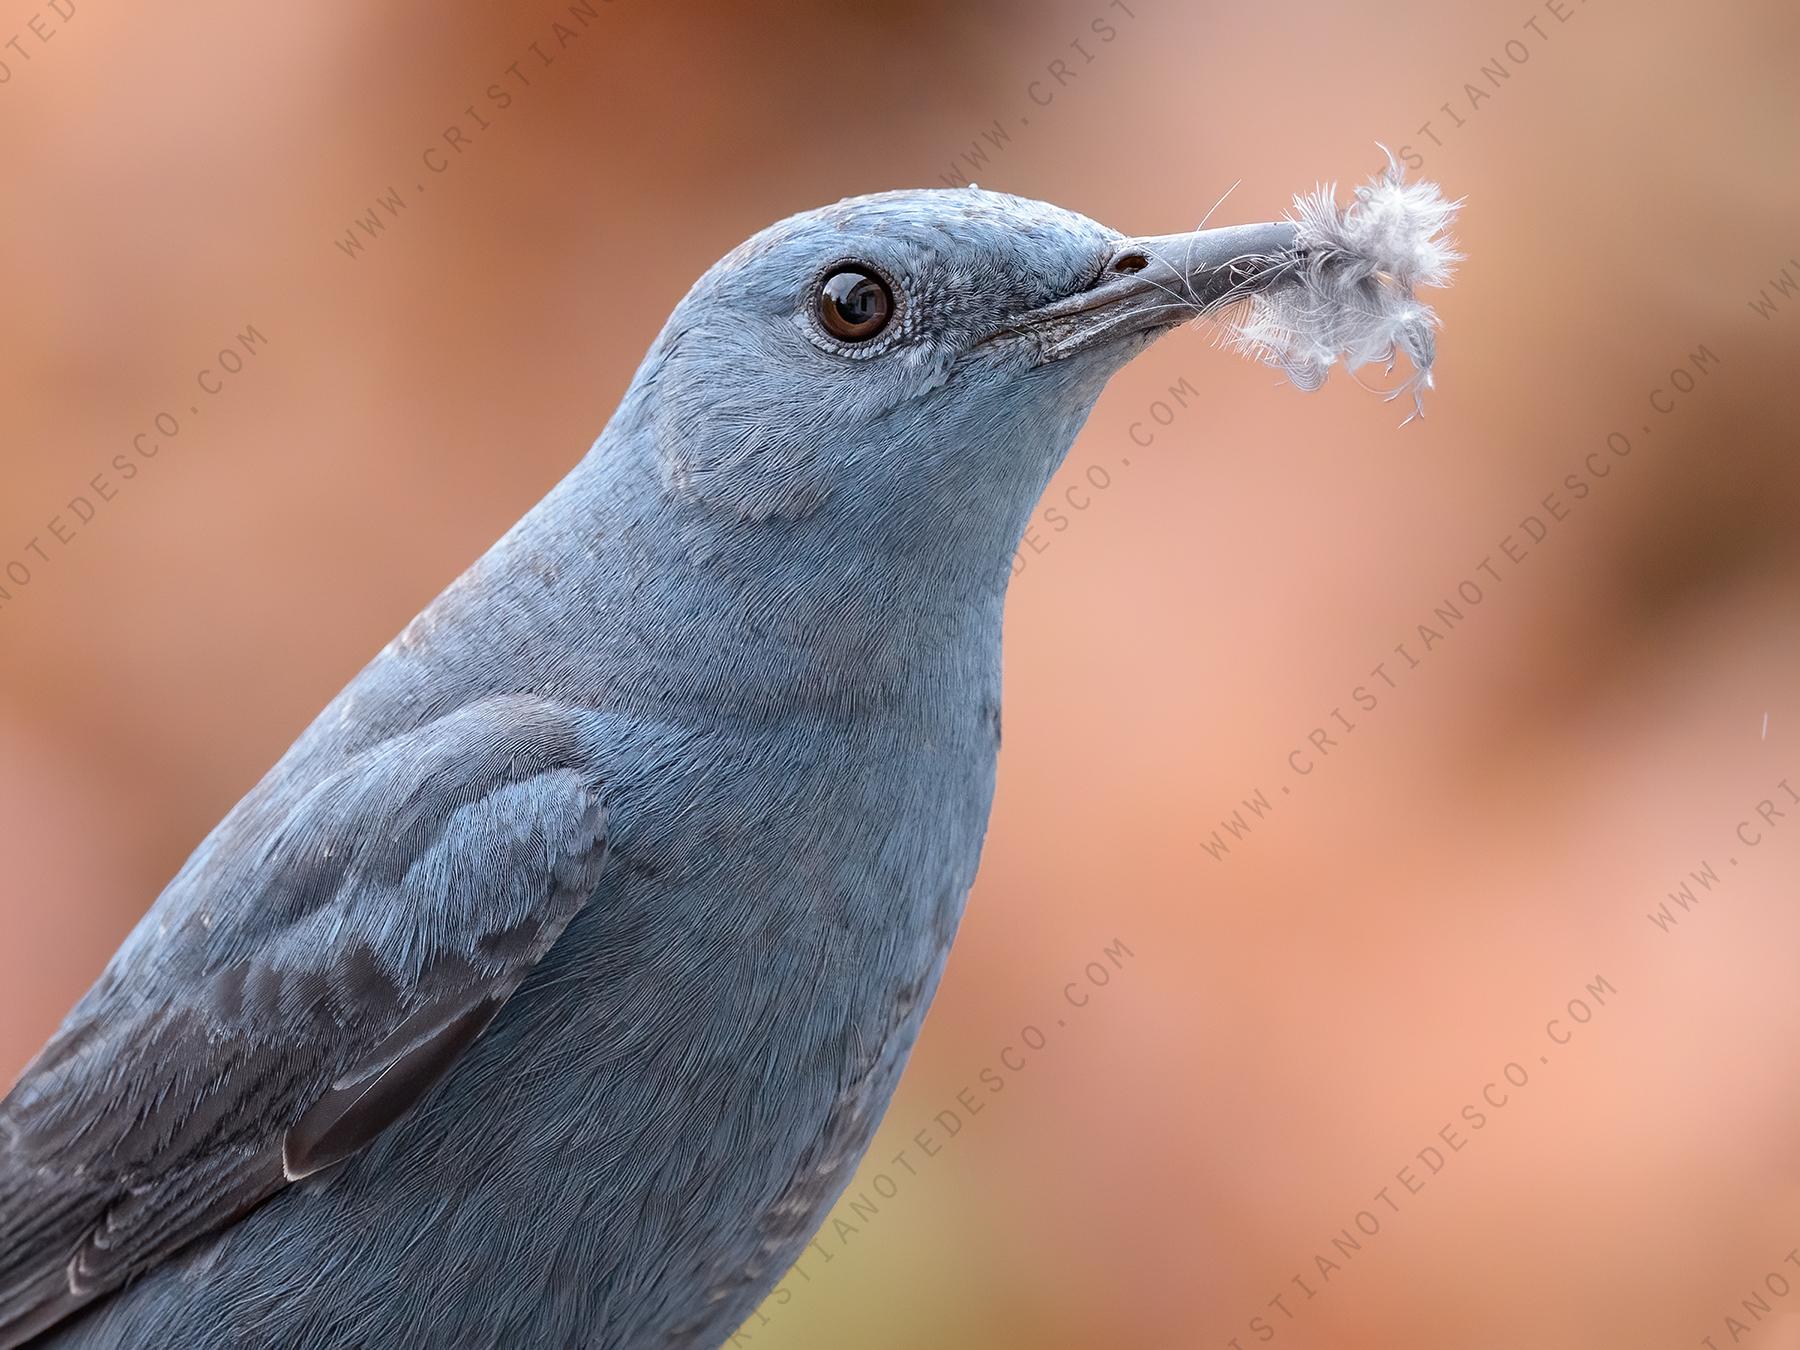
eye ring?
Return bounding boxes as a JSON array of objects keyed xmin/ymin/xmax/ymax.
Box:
[{"xmin": 817, "ymin": 266, "xmax": 894, "ymax": 342}]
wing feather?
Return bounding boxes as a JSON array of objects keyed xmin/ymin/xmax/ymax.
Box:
[{"xmin": 0, "ymin": 696, "xmax": 609, "ymax": 1348}]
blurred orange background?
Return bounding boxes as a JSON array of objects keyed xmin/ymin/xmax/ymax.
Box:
[{"xmin": 3, "ymin": 2, "xmax": 1799, "ymax": 1347}]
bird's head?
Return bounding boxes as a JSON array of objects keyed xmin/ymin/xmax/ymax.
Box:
[
  {"xmin": 568, "ymin": 174, "xmax": 1451, "ymax": 693},
  {"xmin": 633, "ymin": 188, "xmax": 1297, "ymax": 559}
]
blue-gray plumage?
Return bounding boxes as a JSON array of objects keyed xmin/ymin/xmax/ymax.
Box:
[{"xmin": 0, "ymin": 189, "xmax": 1303, "ymax": 1348}]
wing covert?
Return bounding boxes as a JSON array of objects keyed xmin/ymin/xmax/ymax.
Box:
[{"xmin": 0, "ymin": 696, "xmax": 610, "ymax": 1348}]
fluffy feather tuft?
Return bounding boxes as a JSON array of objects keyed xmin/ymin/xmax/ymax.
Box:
[{"xmin": 1223, "ymin": 151, "xmax": 1462, "ymax": 422}]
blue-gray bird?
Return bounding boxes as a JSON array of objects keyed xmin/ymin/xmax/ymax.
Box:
[{"xmin": 0, "ymin": 189, "xmax": 1329, "ymax": 1348}]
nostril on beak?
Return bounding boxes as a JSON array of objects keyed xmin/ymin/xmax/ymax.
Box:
[{"xmin": 1110, "ymin": 251, "xmax": 1150, "ymax": 275}]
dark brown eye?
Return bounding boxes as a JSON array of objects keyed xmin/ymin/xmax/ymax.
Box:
[{"xmin": 818, "ymin": 268, "xmax": 893, "ymax": 341}]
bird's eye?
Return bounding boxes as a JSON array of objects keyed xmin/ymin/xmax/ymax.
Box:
[{"xmin": 817, "ymin": 268, "xmax": 893, "ymax": 342}]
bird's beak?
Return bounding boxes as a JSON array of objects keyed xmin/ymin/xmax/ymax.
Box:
[{"xmin": 1018, "ymin": 221, "xmax": 1300, "ymax": 361}]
